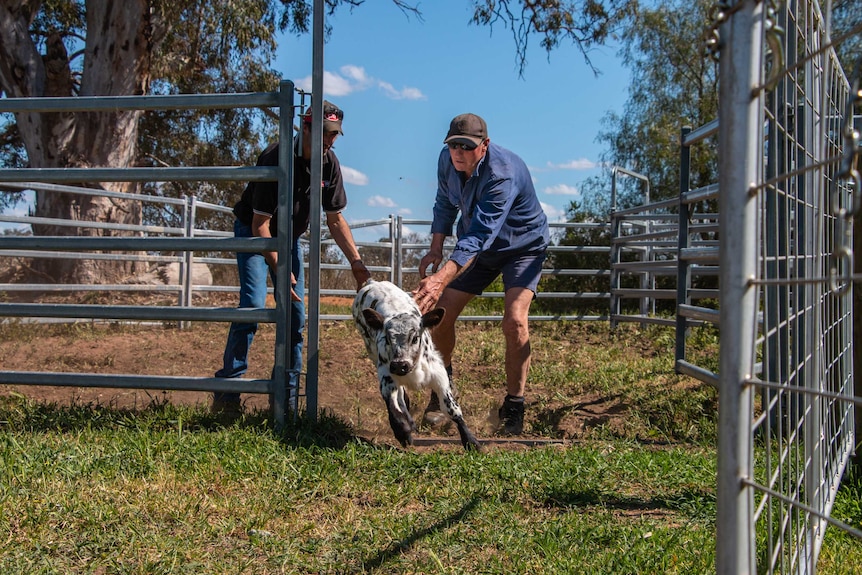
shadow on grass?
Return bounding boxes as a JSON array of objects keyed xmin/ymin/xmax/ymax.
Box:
[
  {"xmin": 357, "ymin": 496, "xmax": 482, "ymax": 571},
  {"xmin": 533, "ymin": 395, "xmax": 627, "ymax": 435},
  {"xmin": 0, "ymin": 393, "xmax": 361, "ymax": 450},
  {"xmin": 542, "ymin": 486, "xmax": 716, "ymax": 518}
]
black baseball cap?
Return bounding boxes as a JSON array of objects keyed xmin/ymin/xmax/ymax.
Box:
[
  {"xmin": 444, "ymin": 113, "xmax": 487, "ymax": 147},
  {"xmin": 303, "ymin": 100, "xmax": 344, "ymax": 135}
]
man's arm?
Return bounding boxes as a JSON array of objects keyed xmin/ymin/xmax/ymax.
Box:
[
  {"xmin": 325, "ymin": 211, "xmax": 371, "ymax": 289},
  {"xmin": 251, "ymin": 213, "xmax": 276, "ymax": 268},
  {"xmin": 252, "ymin": 212, "xmax": 302, "ymax": 301}
]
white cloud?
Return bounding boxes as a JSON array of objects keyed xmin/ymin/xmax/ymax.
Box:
[
  {"xmin": 543, "ymin": 184, "xmax": 581, "ymax": 196},
  {"xmin": 378, "ymin": 81, "xmax": 425, "ymax": 100},
  {"xmin": 295, "ymin": 65, "xmax": 425, "ymax": 100},
  {"xmin": 367, "ymin": 195, "xmax": 396, "ymax": 208},
  {"xmin": 341, "ymin": 65, "xmax": 371, "ymax": 84},
  {"xmin": 541, "ymin": 202, "xmax": 568, "ymax": 222},
  {"xmin": 546, "ymin": 158, "xmax": 597, "ymax": 170},
  {"xmin": 341, "ymin": 165, "xmax": 369, "ymax": 186}
]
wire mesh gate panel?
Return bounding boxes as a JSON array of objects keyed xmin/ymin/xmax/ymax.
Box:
[{"xmin": 716, "ymin": 1, "xmax": 860, "ymax": 573}]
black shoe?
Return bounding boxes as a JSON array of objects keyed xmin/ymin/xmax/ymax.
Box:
[{"xmin": 498, "ymin": 395, "xmax": 525, "ymax": 435}]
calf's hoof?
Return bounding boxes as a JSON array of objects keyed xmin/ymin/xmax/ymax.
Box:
[{"xmin": 462, "ymin": 437, "xmax": 482, "ymax": 452}]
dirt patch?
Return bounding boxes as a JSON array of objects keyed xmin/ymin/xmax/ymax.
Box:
[{"xmin": 0, "ymin": 292, "xmax": 650, "ymax": 450}]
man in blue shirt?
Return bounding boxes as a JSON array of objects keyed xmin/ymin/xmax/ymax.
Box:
[{"xmin": 413, "ymin": 113, "xmax": 549, "ymax": 435}]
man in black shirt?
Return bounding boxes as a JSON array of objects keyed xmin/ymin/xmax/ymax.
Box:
[{"xmin": 214, "ymin": 101, "xmax": 370, "ymax": 412}]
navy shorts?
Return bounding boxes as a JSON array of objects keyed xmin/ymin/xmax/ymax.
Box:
[{"xmin": 449, "ymin": 250, "xmax": 547, "ymax": 296}]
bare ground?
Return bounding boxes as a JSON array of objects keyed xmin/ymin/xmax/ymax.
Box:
[{"xmin": 0, "ymin": 287, "xmax": 683, "ymax": 451}]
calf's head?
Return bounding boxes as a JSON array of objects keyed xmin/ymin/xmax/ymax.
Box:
[{"xmin": 361, "ymin": 307, "xmax": 445, "ymax": 376}]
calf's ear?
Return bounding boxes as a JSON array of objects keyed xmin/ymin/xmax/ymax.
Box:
[
  {"xmin": 421, "ymin": 308, "xmax": 445, "ymax": 328},
  {"xmin": 362, "ymin": 308, "xmax": 386, "ymax": 329}
]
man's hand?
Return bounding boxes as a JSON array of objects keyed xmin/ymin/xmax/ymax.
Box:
[
  {"xmin": 418, "ymin": 250, "xmax": 443, "ymax": 279},
  {"xmin": 290, "ymin": 272, "xmax": 301, "ymax": 302},
  {"xmin": 413, "ymin": 272, "xmax": 447, "ymax": 314},
  {"xmin": 350, "ymin": 260, "xmax": 371, "ymax": 290}
]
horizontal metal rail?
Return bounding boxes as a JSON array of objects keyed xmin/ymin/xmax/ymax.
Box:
[
  {"xmin": 0, "ymin": 303, "xmax": 275, "ymax": 323},
  {"xmin": 614, "ymin": 288, "xmax": 677, "ymax": 299},
  {"xmin": 0, "ymin": 236, "xmax": 276, "ymax": 252},
  {"xmin": 678, "ymin": 304, "xmax": 720, "ymax": 324},
  {"xmin": 0, "ymin": 166, "xmax": 277, "ymax": 183},
  {"xmin": 612, "ymin": 197, "xmax": 680, "ymax": 216},
  {"xmin": 679, "ymin": 247, "xmax": 720, "ymax": 263},
  {"xmin": 681, "ymin": 183, "xmax": 720, "ymax": 203},
  {"xmin": 0, "ymin": 283, "xmax": 182, "ymax": 293},
  {"xmin": 0, "ymin": 371, "xmax": 272, "ymax": 395},
  {"xmin": 1, "ymin": 250, "xmax": 181, "ymax": 263},
  {"xmin": 674, "ymin": 359, "xmax": 718, "ymax": 388},
  {"xmin": 681, "ymin": 119, "xmax": 719, "ymax": 146},
  {"xmin": 2, "ymin": 181, "xmax": 189, "ymax": 206},
  {"xmin": 611, "ymin": 260, "xmax": 678, "ymax": 272},
  {"xmin": 611, "ymin": 314, "xmax": 675, "ymax": 327},
  {"xmin": 0, "ymin": 214, "xmax": 185, "ymax": 235},
  {"xmin": 0, "ymin": 92, "xmax": 280, "ymax": 113}
]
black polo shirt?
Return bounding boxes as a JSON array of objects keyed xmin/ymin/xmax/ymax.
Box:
[{"xmin": 233, "ymin": 141, "xmax": 348, "ymax": 239}]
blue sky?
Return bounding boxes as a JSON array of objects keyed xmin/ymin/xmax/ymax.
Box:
[
  {"xmin": 1, "ymin": 2, "xmax": 630, "ymax": 237},
  {"xmin": 278, "ymin": 1, "xmax": 630, "ymax": 242}
]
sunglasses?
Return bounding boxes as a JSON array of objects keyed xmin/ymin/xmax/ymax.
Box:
[
  {"xmin": 323, "ymin": 107, "xmax": 343, "ymax": 122},
  {"xmin": 447, "ymin": 142, "xmax": 478, "ymax": 151},
  {"xmin": 303, "ymin": 107, "xmax": 344, "ymax": 122}
]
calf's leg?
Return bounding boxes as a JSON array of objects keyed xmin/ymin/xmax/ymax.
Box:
[
  {"xmin": 434, "ymin": 381, "xmax": 481, "ymax": 451},
  {"xmin": 380, "ymin": 373, "xmax": 414, "ymax": 447}
]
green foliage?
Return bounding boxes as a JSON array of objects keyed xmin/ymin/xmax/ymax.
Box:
[
  {"xmin": 469, "ymin": 0, "xmax": 639, "ymax": 77},
  {"xmin": 832, "ymin": 0, "xmax": 862, "ymax": 73},
  {"xmin": 574, "ymin": 0, "xmax": 718, "ymax": 220}
]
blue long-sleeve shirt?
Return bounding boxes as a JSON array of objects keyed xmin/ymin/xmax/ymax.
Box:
[{"xmin": 432, "ymin": 142, "xmax": 549, "ymax": 267}]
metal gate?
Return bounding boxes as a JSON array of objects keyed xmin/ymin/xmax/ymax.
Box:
[{"xmin": 715, "ymin": 1, "xmax": 860, "ymax": 572}]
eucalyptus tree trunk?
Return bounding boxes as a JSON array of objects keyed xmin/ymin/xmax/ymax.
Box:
[{"xmin": 0, "ymin": 0, "xmax": 156, "ymax": 283}]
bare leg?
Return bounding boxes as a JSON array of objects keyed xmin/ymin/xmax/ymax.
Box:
[
  {"xmin": 502, "ymin": 287, "xmax": 535, "ymax": 398},
  {"xmin": 431, "ymin": 287, "xmax": 474, "ymax": 366}
]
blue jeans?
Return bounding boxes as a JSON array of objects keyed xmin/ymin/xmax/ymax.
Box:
[{"xmin": 215, "ymin": 219, "xmax": 305, "ymax": 401}]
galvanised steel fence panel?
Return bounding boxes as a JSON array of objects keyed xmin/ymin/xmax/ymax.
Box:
[
  {"xmin": 715, "ymin": 1, "xmax": 860, "ymax": 573},
  {"xmin": 0, "ymin": 81, "xmax": 299, "ymax": 430},
  {"xmin": 675, "ymin": 122, "xmax": 720, "ymax": 387}
]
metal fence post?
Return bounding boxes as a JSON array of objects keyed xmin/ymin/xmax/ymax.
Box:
[
  {"xmin": 183, "ymin": 195, "xmax": 196, "ymax": 308},
  {"xmin": 304, "ymin": 0, "xmax": 326, "ymax": 423},
  {"xmin": 675, "ymin": 126, "xmax": 692, "ymax": 365},
  {"xmin": 394, "ymin": 215, "xmax": 402, "ymax": 286},
  {"xmin": 716, "ymin": 1, "xmax": 762, "ymax": 572},
  {"xmin": 272, "ymin": 80, "xmax": 296, "ymax": 430}
]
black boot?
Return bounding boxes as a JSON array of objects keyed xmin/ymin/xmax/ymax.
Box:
[{"xmin": 498, "ymin": 395, "xmax": 525, "ymax": 435}]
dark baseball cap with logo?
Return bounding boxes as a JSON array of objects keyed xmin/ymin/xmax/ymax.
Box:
[
  {"xmin": 444, "ymin": 113, "xmax": 487, "ymax": 147},
  {"xmin": 303, "ymin": 100, "xmax": 344, "ymax": 135}
]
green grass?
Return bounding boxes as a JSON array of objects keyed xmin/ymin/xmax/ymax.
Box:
[
  {"xmin": 1, "ymin": 318, "xmax": 859, "ymax": 573},
  {"xmin": 1, "ymin": 399, "xmax": 858, "ymax": 574},
  {"xmin": 0, "ymin": 398, "xmax": 719, "ymax": 574}
]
